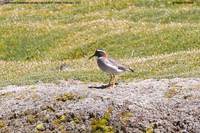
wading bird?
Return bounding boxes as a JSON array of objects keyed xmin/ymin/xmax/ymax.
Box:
[{"xmin": 89, "ymin": 49, "xmax": 134, "ymax": 87}]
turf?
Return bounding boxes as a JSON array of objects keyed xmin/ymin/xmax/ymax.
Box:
[{"xmin": 0, "ymin": 0, "xmax": 200, "ymax": 86}]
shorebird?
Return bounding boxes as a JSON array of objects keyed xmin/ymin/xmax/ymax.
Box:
[{"xmin": 89, "ymin": 49, "xmax": 134, "ymax": 87}]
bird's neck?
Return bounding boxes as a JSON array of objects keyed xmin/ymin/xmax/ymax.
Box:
[{"xmin": 97, "ymin": 56, "xmax": 107, "ymax": 59}]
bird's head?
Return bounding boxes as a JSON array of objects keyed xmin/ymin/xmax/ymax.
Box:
[{"xmin": 89, "ymin": 49, "xmax": 107, "ymax": 59}]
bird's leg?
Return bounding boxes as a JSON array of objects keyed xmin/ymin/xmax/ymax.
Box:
[
  {"xmin": 109, "ymin": 75, "xmax": 116, "ymax": 88},
  {"xmin": 114, "ymin": 75, "xmax": 118, "ymax": 85},
  {"xmin": 108, "ymin": 74, "xmax": 113, "ymax": 86},
  {"xmin": 112, "ymin": 75, "xmax": 116, "ymax": 87}
]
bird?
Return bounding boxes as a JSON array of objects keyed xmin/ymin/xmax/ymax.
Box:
[{"xmin": 89, "ymin": 49, "xmax": 134, "ymax": 87}]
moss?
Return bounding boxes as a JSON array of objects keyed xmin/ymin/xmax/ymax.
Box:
[
  {"xmin": 73, "ymin": 116, "xmax": 80, "ymax": 124},
  {"xmin": 164, "ymin": 86, "xmax": 180, "ymax": 98},
  {"xmin": 35, "ymin": 123, "xmax": 45, "ymax": 131},
  {"xmin": 27, "ymin": 115, "xmax": 36, "ymax": 124},
  {"xmin": 45, "ymin": 105, "xmax": 56, "ymax": 112},
  {"xmin": 0, "ymin": 120, "xmax": 5, "ymax": 129},
  {"xmin": 59, "ymin": 115, "xmax": 66, "ymax": 122},
  {"xmin": 56, "ymin": 93, "xmax": 81, "ymax": 102},
  {"xmin": 52, "ymin": 119, "xmax": 61, "ymax": 127},
  {"xmin": 57, "ymin": 125, "xmax": 66, "ymax": 132},
  {"xmin": 43, "ymin": 115, "xmax": 50, "ymax": 123},
  {"xmin": 52, "ymin": 115, "xmax": 67, "ymax": 127},
  {"xmin": 91, "ymin": 111, "xmax": 114, "ymax": 133},
  {"xmin": 30, "ymin": 86, "xmax": 37, "ymax": 90},
  {"xmin": 146, "ymin": 124, "xmax": 154, "ymax": 133},
  {"xmin": 51, "ymin": 119, "xmax": 67, "ymax": 132},
  {"xmin": 120, "ymin": 111, "xmax": 133, "ymax": 124}
]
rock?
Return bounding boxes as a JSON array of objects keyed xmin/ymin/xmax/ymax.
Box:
[{"xmin": 0, "ymin": 78, "xmax": 200, "ymax": 132}]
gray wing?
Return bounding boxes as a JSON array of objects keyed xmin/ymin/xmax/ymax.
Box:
[
  {"xmin": 108, "ymin": 58, "xmax": 127, "ymax": 71},
  {"xmin": 108, "ymin": 58, "xmax": 134, "ymax": 72}
]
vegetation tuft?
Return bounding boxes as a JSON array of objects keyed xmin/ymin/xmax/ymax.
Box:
[
  {"xmin": 56, "ymin": 92, "xmax": 81, "ymax": 102},
  {"xmin": 91, "ymin": 111, "xmax": 113, "ymax": 133}
]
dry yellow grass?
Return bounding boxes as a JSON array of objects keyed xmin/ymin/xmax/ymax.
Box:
[
  {"xmin": 0, "ymin": 49, "xmax": 200, "ymax": 87},
  {"xmin": 0, "ymin": 0, "xmax": 199, "ymax": 86}
]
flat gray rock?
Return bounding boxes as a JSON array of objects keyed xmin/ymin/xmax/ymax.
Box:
[{"xmin": 0, "ymin": 78, "xmax": 200, "ymax": 132}]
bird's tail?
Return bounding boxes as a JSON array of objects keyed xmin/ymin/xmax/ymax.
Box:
[{"xmin": 128, "ymin": 67, "xmax": 134, "ymax": 72}]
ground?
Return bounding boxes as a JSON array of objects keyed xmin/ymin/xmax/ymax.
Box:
[
  {"xmin": 0, "ymin": 78, "xmax": 200, "ymax": 132},
  {"xmin": 0, "ymin": 1, "xmax": 200, "ymax": 132},
  {"xmin": 0, "ymin": 1, "xmax": 200, "ymax": 86}
]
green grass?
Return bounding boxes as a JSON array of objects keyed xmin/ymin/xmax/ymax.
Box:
[{"xmin": 0, "ymin": 0, "xmax": 200, "ymax": 87}]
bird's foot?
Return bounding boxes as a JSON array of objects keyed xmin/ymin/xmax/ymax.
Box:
[{"xmin": 108, "ymin": 82, "xmax": 118, "ymax": 88}]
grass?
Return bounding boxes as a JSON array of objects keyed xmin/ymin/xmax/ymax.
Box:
[{"xmin": 0, "ymin": 0, "xmax": 200, "ymax": 87}]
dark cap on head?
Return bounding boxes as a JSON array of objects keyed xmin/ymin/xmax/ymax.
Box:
[{"xmin": 89, "ymin": 49, "xmax": 107, "ymax": 59}]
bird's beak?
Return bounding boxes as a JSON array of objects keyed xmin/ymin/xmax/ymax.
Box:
[{"xmin": 88, "ymin": 54, "xmax": 95, "ymax": 60}]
